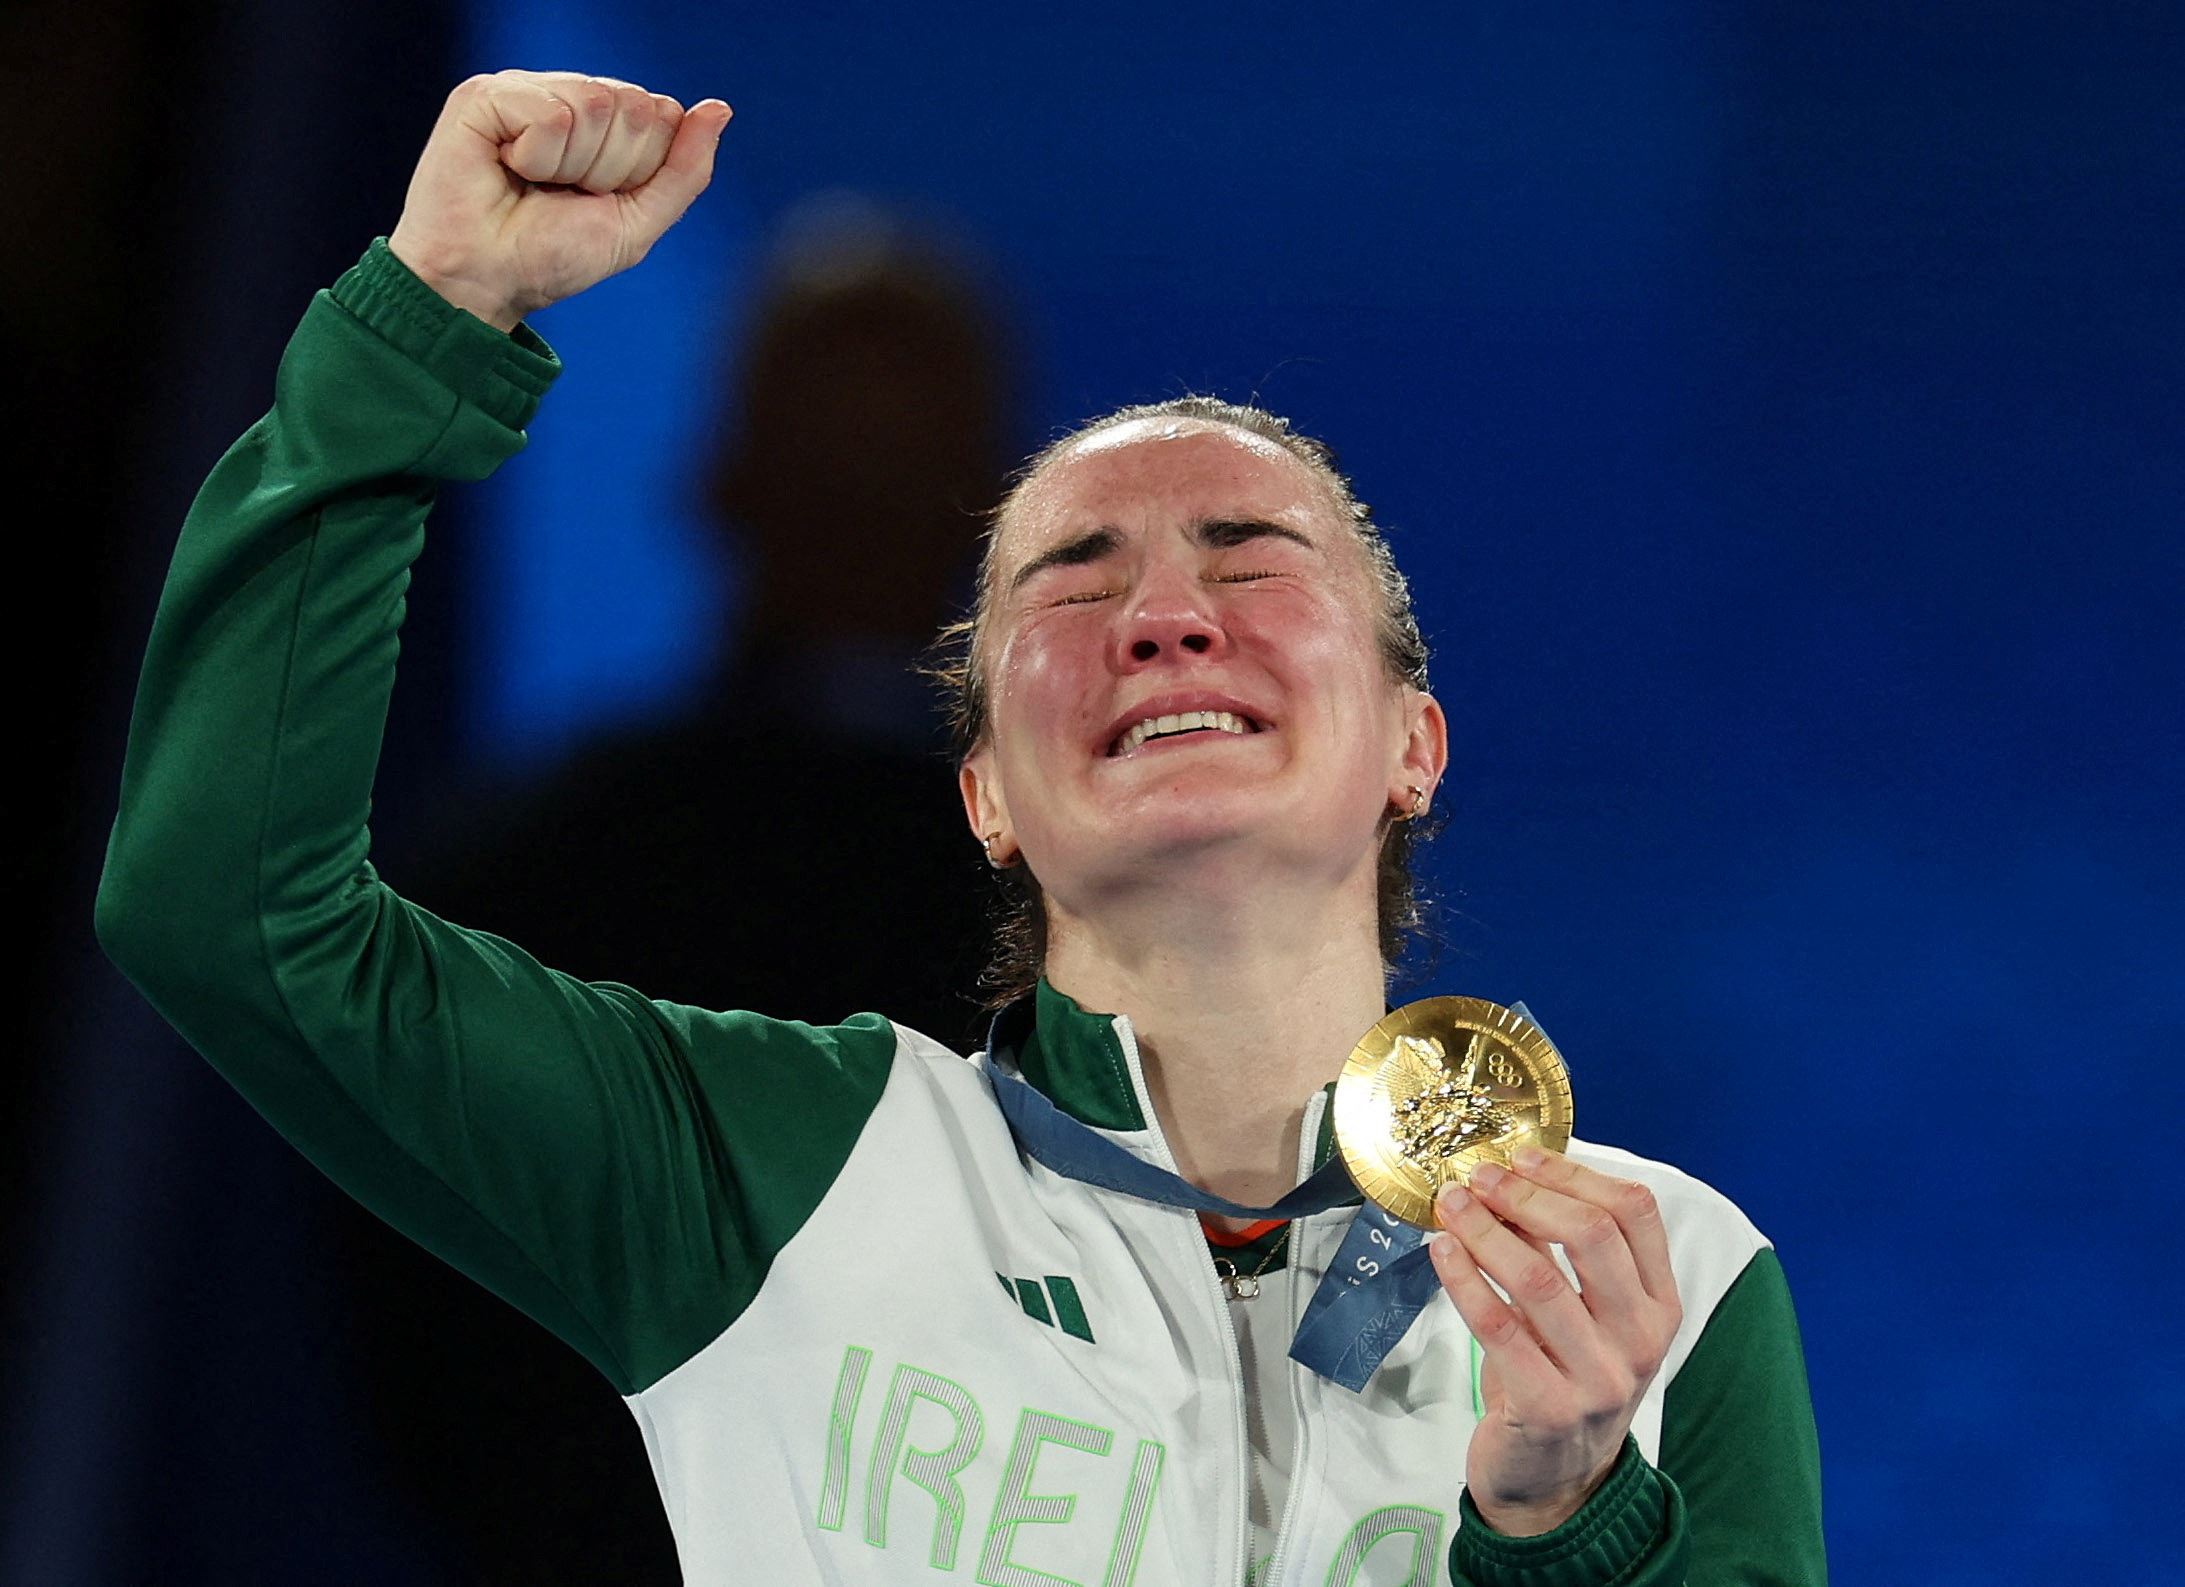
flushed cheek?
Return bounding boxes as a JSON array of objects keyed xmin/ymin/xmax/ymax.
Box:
[
  {"xmin": 987, "ymin": 629, "xmax": 1105, "ymax": 774},
  {"xmin": 1242, "ymin": 608, "xmax": 1384, "ymax": 719}
]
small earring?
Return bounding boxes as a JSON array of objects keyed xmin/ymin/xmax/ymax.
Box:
[
  {"xmin": 1406, "ymin": 785, "xmax": 1428, "ymax": 819},
  {"xmin": 982, "ymin": 833, "xmax": 1014, "ymax": 870}
]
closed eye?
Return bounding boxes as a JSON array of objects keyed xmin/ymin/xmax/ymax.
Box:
[
  {"xmin": 1211, "ymin": 569, "xmax": 1282, "ymax": 583},
  {"xmin": 1050, "ymin": 588, "xmax": 1118, "ymax": 606}
]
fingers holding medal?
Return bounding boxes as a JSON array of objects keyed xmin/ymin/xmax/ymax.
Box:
[
  {"xmin": 1334, "ymin": 998, "xmax": 1682, "ymax": 1534},
  {"xmin": 1427, "ymin": 1146, "xmax": 1684, "ymax": 1534},
  {"xmin": 1337, "ymin": 1001, "xmax": 1678, "ymax": 1538}
]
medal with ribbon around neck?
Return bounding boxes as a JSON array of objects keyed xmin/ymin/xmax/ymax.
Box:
[{"xmin": 983, "ymin": 995, "xmax": 1573, "ymax": 1390}]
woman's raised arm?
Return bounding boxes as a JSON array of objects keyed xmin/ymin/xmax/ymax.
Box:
[{"xmin": 94, "ymin": 76, "xmax": 897, "ymax": 1397}]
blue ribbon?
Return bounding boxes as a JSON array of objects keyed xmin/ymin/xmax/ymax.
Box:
[
  {"xmin": 982, "ymin": 999, "xmax": 1462, "ymax": 1392},
  {"xmin": 985, "ymin": 1063, "xmax": 1358, "ymax": 1218},
  {"xmin": 1292, "ymin": 1206, "xmax": 1439, "ymax": 1390}
]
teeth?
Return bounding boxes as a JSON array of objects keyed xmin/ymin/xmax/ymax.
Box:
[{"xmin": 1113, "ymin": 710, "xmax": 1255, "ymax": 756}]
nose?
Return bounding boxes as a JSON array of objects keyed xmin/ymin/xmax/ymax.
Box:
[{"xmin": 1113, "ymin": 563, "xmax": 1229, "ymax": 669}]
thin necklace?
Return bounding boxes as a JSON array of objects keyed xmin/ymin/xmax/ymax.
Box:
[{"xmin": 1212, "ymin": 1224, "xmax": 1293, "ymax": 1301}]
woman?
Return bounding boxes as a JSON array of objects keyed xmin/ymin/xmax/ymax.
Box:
[{"xmin": 97, "ymin": 71, "xmax": 1823, "ymax": 1585}]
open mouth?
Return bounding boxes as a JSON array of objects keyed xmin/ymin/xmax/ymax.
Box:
[{"xmin": 1108, "ymin": 710, "xmax": 1263, "ymax": 757}]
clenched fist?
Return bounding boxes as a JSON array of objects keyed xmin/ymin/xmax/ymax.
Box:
[{"xmin": 388, "ymin": 70, "xmax": 732, "ymax": 333}]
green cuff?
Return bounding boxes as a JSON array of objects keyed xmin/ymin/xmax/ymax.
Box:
[
  {"xmin": 329, "ymin": 238, "xmax": 562, "ymax": 433},
  {"xmin": 1449, "ymin": 1437, "xmax": 1689, "ymax": 1587}
]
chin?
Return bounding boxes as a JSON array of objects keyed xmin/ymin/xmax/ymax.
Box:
[{"xmin": 1084, "ymin": 796, "xmax": 1287, "ymax": 871}]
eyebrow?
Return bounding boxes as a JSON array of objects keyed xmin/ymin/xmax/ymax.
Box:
[
  {"xmin": 1198, "ymin": 517, "xmax": 1315, "ymax": 552},
  {"xmin": 1005, "ymin": 517, "xmax": 1315, "ymax": 592},
  {"xmin": 1007, "ymin": 526, "xmax": 1124, "ymax": 592}
]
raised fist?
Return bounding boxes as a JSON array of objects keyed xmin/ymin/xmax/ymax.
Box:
[{"xmin": 388, "ymin": 70, "xmax": 732, "ymax": 332}]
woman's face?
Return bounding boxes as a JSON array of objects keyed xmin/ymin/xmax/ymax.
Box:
[{"xmin": 961, "ymin": 419, "xmax": 1444, "ymax": 911}]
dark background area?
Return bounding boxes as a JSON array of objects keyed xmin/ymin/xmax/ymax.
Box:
[{"xmin": 7, "ymin": 2, "xmax": 2180, "ymax": 1583}]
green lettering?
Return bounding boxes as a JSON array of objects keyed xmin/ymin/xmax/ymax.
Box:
[
  {"xmin": 1100, "ymin": 1438, "xmax": 1165, "ymax": 1587},
  {"xmin": 1322, "ymin": 1504, "xmax": 1445, "ymax": 1587},
  {"xmin": 976, "ymin": 1409, "xmax": 1114, "ymax": 1586},
  {"xmin": 864, "ymin": 1364, "xmax": 986, "ymax": 1569},
  {"xmin": 816, "ymin": 1345, "xmax": 873, "ymax": 1532}
]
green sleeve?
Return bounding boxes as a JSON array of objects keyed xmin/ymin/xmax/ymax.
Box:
[
  {"xmin": 1449, "ymin": 1436, "xmax": 1687, "ymax": 1587},
  {"xmin": 94, "ymin": 240, "xmax": 896, "ymax": 1396},
  {"xmin": 1659, "ymin": 1248, "xmax": 1828, "ymax": 1584},
  {"xmin": 1449, "ymin": 1247, "xmax": 1825, "ymax": 1586}
]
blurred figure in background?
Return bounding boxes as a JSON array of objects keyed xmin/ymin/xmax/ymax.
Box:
[
  {"xmin": 427, "ymin": 194, "xmax": 1011, "ymax": 1036},
  {"xmin": 336, "ymin": 198, "xmax": 1018, "ymax": 1582}
]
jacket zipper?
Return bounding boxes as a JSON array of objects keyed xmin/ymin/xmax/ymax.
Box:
[
  {"xmin": 1110, "ymin": 1015, "xmax": 1254, "ymax": 1585},
  {"xmin": 1190, "ymin": 1203, "xmax": 1253, "ymax": 1584},
  {"xmin": 1256, "ymin": 1251, "xmax": 1312, "ymax": 1585},
  {"xmin": 1108, "ymin": 1013, "xmax": 1269, "ymax": 1586},
  {"xmin": 1258, "ymin": 1106, "xmax": 1329, "ymax": 1587}
]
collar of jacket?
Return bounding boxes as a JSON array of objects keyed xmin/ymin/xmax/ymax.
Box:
[
  {"xmin": 991, "ymin": 981, "xmax": 1341, "ymax": 1171},
  {"xmin": 987, "ymin": 979, "xmax": 1148, "ymax": 1131}
]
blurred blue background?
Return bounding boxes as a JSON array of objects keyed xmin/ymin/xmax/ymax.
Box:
[{"xmin": 7, "ymin": 1, "xmax": 2179, "ymax": 1583}]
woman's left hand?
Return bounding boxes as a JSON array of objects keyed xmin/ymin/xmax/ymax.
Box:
[{"xmin": 1428, "ymin": 1146, "xmax": 1684, "ymax": 1536}]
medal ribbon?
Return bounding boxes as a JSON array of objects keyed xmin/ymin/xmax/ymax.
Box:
[
  {"xmin": 1291, "ymin": 999, "xmax": 1547, "ymax": 1386},
  {"xmin": 982, "ymin": 1000, "xmax": 1446, "ymax": 1392}
]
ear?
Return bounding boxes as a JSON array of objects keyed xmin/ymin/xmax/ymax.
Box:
[
  {"xmin": 959, "ymin": 747, "xmax": 1017, "ymax": 865},
  {"xmin": 1390, "ymin": 689, "xmax": 1450, "ymax": 816}
]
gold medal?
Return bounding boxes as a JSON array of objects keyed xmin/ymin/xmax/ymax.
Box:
[{"xmin": 1332, "ymin": 998, "xmax": 1574, "ymax": 1230}]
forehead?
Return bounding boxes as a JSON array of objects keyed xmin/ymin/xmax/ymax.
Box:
[{"xmin": 996, "ymin": 419, "xmax": 1342, "ymax": 559}]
